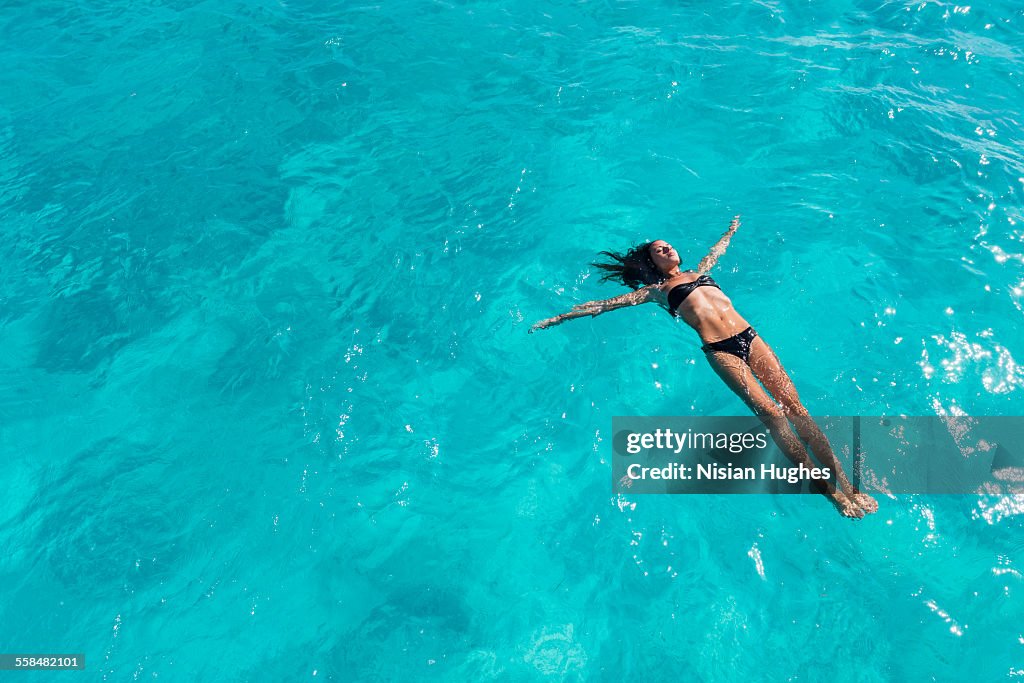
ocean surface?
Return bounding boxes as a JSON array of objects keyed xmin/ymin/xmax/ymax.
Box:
[{"xmin": 2, "ymin": 0, "xmax": 1024, "ymax": 680}]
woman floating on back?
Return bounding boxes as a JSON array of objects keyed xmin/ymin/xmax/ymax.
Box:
[{"xmin": 530, "ymin": 216, "xmax": 878, "ymax": 518}]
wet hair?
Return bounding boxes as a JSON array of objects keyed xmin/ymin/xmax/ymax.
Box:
[{"xmin": 591, "ymin": 242, "xmax": 666, "ymax": 289}]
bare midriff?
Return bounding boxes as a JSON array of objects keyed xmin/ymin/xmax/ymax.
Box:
[{"xmin": 658, "ymin": 281, "xmax": 752, "ymax": 343}]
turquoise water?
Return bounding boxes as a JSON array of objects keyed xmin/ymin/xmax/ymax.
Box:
[{"xmin": 2, "ymin": 0, "xmax": 1024, "ymax": 679}]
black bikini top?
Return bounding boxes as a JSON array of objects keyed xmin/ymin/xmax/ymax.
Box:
[{"xmin": 666, "ymin": 274, "xmax": 720, "ymax": 316}]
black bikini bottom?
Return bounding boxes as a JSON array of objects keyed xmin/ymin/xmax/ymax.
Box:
[{"xmin": 701, "ymin": 327, "xmax": 758, "ymax": 364}]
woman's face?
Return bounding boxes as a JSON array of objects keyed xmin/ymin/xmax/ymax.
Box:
[{"xmin": 649, "ymin": 240, "xmax": 680, "ymax": 274}]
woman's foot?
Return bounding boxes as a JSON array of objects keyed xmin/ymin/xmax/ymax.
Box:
[
  {"xmin": 849, "ymin": 491, "xmax": 879, "ymax": 514},
  {"xmin": 837, "ymin": 482, "xmax": 879, "ymax": 515},
  {"xmin": 829, "ymin": 490, "xmax": 865, "ymax": 519}
]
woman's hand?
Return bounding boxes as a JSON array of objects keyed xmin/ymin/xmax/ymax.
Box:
[{"xmin": 528, "ymin": 314, "xmax": 565, "ymax": 333}]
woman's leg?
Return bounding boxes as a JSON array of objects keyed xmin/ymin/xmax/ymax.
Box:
[
  {"xmin": 746, "ymin": 336, "xmax": 878, "ymax": 513},
  {"xmin": 704, "ymin": 350, "xmax": 864, "ymax": 518}
]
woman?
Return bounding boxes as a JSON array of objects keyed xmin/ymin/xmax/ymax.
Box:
[{"xmin": 529, "ymin": 216, "xmax": 878, "ymax": 519}]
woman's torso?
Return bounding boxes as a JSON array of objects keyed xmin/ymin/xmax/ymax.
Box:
[{"xmin": 655, "ymin": 271, "xmax": 751, "ymax": 343}]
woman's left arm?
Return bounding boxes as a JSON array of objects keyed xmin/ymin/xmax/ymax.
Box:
[
  {"xmin": 529, "ymin": 285, "xmax": 657, "ymax": 332},
  {"xmin": 697, "ymin": 215, "xmax": 741, "ymax": 274}
]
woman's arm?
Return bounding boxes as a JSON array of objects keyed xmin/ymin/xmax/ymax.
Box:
[
  {"xmin": 529, "ymin": 285, "xmax": 657, "ymax": 332},
  {"xmin": 696, "ymin": 215, "xmax": 741, "ymax": 274}
]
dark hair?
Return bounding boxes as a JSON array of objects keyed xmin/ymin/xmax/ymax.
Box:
[{"xmin": 591, "ymin": 242, "xmax": 665, "ymax": 289}]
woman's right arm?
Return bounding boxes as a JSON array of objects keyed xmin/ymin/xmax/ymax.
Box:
[
  {"xmin": 696, "ymin": 215, "xmax": 741, "ymax": 274},
  {"xmin": 529, "ymin": 285, "xmax": 657, "ymax": 332}
]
